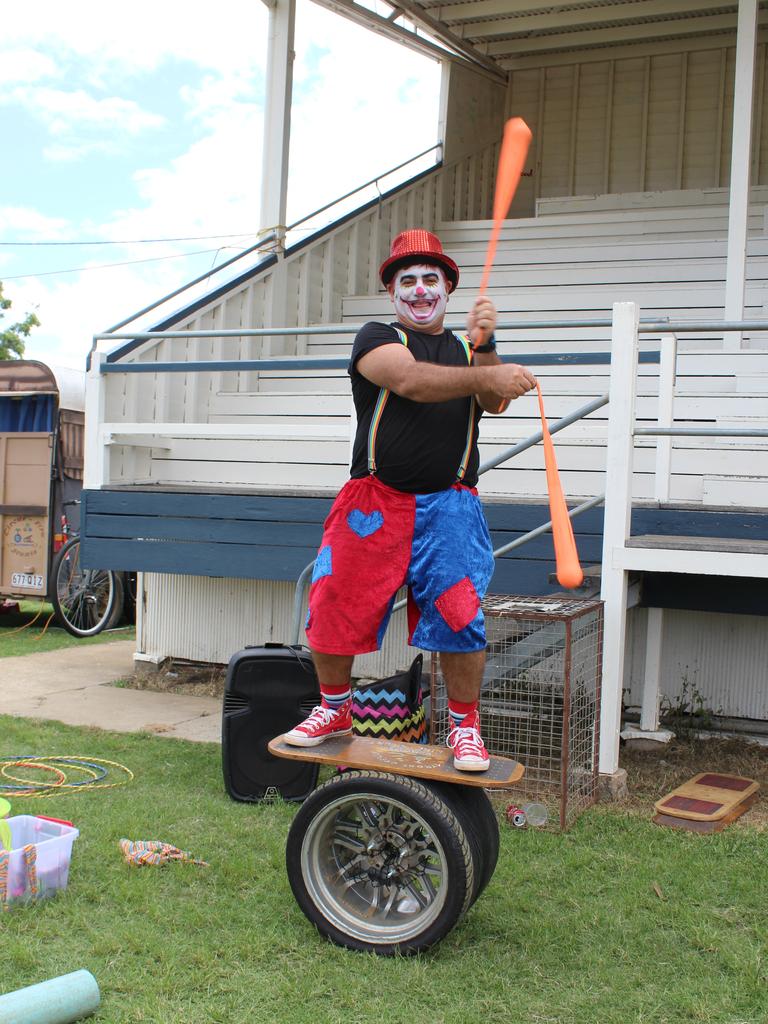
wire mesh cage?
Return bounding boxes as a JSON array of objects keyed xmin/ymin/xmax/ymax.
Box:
[{"xmin": 430, "ymin": 595, "xmax": 603, "ymax": 830}]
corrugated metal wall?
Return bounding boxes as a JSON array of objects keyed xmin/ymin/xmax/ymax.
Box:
[
  {"xmin": 626, "ymin": 607, "xmax": 768, "ymax": 721},
  {"xmin": 137, "ymin": 575, "xmax": 768, "ymax": 721},
  {"xmin": 507, "ymin": 43, "xmax": 768, "ymax": 216},
  {"xmin": 137, "ymin": 572, "xmax": 421, "ymax": 680}
]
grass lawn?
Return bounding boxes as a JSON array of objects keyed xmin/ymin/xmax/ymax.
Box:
[
  {"xmin": 0, "ymin": 601, "xmax": 134, "ymax": 657},
  {"xmin": 1, "ymin": 716, "xmax": 766, "ymax": 1023}
]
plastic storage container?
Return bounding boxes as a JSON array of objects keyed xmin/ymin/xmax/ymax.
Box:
[{"xmin": 0, "ymin": 816, "xmax": 79, "ymax": 906}]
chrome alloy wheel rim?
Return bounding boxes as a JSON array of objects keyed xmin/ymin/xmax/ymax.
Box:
[{"xmin": 300, "ymin": 791, "xmax": 449, "ymax": 944}]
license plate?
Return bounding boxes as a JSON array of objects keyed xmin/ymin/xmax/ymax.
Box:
[{"xmin": 11, "ymin": 573, "xmax": 44, "ymax": 590}]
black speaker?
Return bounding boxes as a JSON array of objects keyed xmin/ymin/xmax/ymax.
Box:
[{"xmin": 222, "ymin": 642, "xmax": 320, "ymax": 803}]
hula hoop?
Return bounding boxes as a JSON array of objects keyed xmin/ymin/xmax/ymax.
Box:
[
  {"xmin": 1, "ymin": 757, "xmax": 108, "ymax": 789},
  {"xmin": 0, "ymin": 761, "xmax": 67, "ymax": 790},
  {"xmin": 0, "ymin": 756, "xmax": 133, "ymax": 799}
]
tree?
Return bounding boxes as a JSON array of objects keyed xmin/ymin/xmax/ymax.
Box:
[{"xmin": 0, "ymin": 281, "xmax": 40, "ymax": 360}]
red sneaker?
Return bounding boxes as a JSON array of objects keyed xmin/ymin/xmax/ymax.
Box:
[
  {"xmin": 447, "ymin": 710, "xmax": 490, "ymax": 771},
  {"xmin": 284, "ymin": 700, "xmax": 353, "ymax": 747}
]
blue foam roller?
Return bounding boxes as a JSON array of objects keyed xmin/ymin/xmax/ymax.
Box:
[{"xmin": 0, "ymin": 970, "xmax": 100, "ymax": 1024}]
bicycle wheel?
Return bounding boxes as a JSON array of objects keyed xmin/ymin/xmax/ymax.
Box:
[
  {"xmin": 286, "ymin": 770, "xmax": 475, "ymax": 955},
  {"xmin": 51, "ymin": 537, "xmax": 124, "ymax": 637},
  {"xmin": 121, "ymin": 571, "xmax": 138, "ymax": 624}
]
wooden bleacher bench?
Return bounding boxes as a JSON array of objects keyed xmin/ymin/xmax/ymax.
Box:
[
  {"xmin": 625, "ymin": 535, "xmax": 768, "ymax": 555},
  {"xmin": 617, "ymin": 536, "xmax": 768, "ymax": 579}
]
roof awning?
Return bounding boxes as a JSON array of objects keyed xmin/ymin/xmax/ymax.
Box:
[
  {"xmin": 310, "ymin": 0, "xmax": 767, "ymax": 76},
  {"xmin": 0, "ymin": 360, "xmax": 85, "ymax": 412}
]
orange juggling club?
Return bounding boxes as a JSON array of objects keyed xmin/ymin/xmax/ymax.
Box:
[
  {"xmin": 479, "ymin": 117, "xmax": 533, "ymax": 295},
  {"xmin": 479, "ymin": 116, "xmax": 583, "ymax": 588},
  {"xmin": 535, "ymin": 383, "xmax": 584, "ymax": 589}
]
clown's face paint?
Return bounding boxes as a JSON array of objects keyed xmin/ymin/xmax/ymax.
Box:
[{"xmin": 390, "ymin": 264, "xmax": 449, "ymax": 333}]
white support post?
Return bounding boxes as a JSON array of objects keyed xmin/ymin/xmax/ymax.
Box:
[
  {"xmin": 260, "ymin": 0, "xmax": 295, "ymax": 252},
  {"xmin": 640, "ymin": 607, "xmax": 664, "ymax": 732},
  {"xmin": 84, "ymin": 351, "xmax": 109, "ymax": 490},
  {"xmin": 599, "ymin": 302, "xmax": 640, "ymax": 777},
  {"xmin": 259, "ymin": 0, "xmax": 295, "ymax": 339},
  {"xmin": 724, "ymin": 0, "xmax": 758, "ymax": 351},
  {"xmin": 654, "ymin": 333, "xmax": 677, "ymax": 502},
  {"xmin": 642, "ymin": 332, "xmax": 677, "ymax": 740}
]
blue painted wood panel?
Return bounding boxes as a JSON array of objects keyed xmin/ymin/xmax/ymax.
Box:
[
  {"xmin": 84, "ymin": 488, "xmax": 332, "ymax": 523},
  {"xmin": 81, "ymin": 488, "xmax": 768, "ymax": 601}
]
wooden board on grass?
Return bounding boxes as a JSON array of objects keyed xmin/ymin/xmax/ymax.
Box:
[
  {"xmin": 269, "ymin": 734, "xmax": 525, "ymax": 789},
  {"xmin": 653, "ymin": 772, "xmax": 759, "ymax": 833}
]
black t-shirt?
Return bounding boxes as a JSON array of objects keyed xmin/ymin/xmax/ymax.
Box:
[{"xmin": 348, "ymin": 321, "xmax": 483, "ymax": 493}]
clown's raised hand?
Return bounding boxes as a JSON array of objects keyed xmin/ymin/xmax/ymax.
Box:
[{"xmin": 466, "ymin": 295, "xmax": 497, "ymax": 349}]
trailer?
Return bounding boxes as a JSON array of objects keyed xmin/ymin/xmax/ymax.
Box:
[{"xmin": 0, "ymin": 359, "xmax": 127, "ymax": 635}]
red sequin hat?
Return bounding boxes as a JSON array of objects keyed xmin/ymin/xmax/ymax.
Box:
[{"xmin": 379, "ymin": 229, "xmax": 460, "ymax": 292}]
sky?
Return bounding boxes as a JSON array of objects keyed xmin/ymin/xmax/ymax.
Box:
[{"xmin": 1, "ymin": 0, "xmax": 442, "ymax": 372}]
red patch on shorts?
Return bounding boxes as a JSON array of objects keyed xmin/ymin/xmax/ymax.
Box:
[
  {"xmin": 434, "ymin": 577, "xmax": 480, "ymax": 633},
  {"xmin": 407, "ymin": 590, "xmax": 422, "ymax": 639}
]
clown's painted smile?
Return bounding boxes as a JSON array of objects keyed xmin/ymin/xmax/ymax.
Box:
[{"xmin": 391, "ymin": 264, "xmax": 449, "ymax": 332}]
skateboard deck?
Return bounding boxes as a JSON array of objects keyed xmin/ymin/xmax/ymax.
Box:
[
  {"xmin": 268, "ymin": 734, "xmax": 525, "ymax": 789},
  {"xmin": 653, "ymin": 772, "xmax": 759, "ymax": 833}
]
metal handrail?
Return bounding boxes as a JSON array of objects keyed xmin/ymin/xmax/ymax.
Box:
[
  {"xmin": 99, "ymin": 235, "xmax": 277, "ymax": 337},
  {"xmin": 292, "ymin": 561, "xmax": 317, "ymax": 645},
  {"xmin": 636, "ymin": 427, "xmax": 768, "ymax": 437},
  {"xmin": 639, "ymin": 320, "xmax": 768, "ymax": 332},
  {"xmin": 94, "ymin": 315, "xmax": 671, "ymax": 346},
  {"xmin": 478, "ymin": 394, "xmax": 609, "ymax": 475},
  {"xmin": 490, "ymin": 495, "xmax": 605, "ymax": 560},
  {"xmin": 285, "ymin": 144, "xmax": 442, "ymax": 235},
  {"xmin": 98, "ymin": 354, "xmax": 653, "ymax": 375}
]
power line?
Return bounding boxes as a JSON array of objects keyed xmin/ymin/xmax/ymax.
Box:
[
  {"xmin": 3, "ymin": 247, "xmax": 240, "ymax": 281},
  {"xmin": 0, "ymin": 231, "xmax": 259, "ymax": 246}
]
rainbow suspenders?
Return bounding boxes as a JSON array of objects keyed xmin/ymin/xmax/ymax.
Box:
[{"xmin": 366, "ymin": 328, "xmax": 477, "ymax": 483}]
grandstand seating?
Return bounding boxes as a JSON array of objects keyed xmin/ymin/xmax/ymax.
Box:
[{"xmin": 108, "ymin": 191, "xmax": 768, "ymax": 509}]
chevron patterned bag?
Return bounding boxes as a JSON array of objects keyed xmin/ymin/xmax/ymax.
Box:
[{"xmin": 351, "ymin": 655, "xmax": 427, "ymax": 744}]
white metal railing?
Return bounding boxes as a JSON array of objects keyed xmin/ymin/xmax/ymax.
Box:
[
  {"xmin": 599, "ymin": 302, "xmax": 768, "ymax": 777},
  {"xmin": 282, "ymin": 144, "xmax": 443, "ymax": 246},
  {"xmin": 85, "ymin": 315, "xmax": 665, "ymax": 492},
  {"xmin": 86, "ymin": 313, "xmax": 768, "ymax": 500}
]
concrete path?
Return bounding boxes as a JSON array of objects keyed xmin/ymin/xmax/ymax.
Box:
[{"xmin": 0, "ymin": 640, "xmax": 221, "ymax": 743}]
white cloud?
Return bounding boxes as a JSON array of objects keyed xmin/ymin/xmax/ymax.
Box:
[
  {"xmin": 8, "ymin": 86, "xmax": 166, "ymax": 137},
  {"xmin": 3, "ymin": 0, "xmax": 269, "ymax": 79},
  {"xmin": 0, "ymin": 207, "xmax": 69, "ymax": 239},
  {"xmin": 0, "ymin": 48, "xmax": 58, "ymax": 86},
  {"xmin": 115, "ymin": 104, "xmax": 264, "ymax": 241},
  {"xmin": 42, "ymin": 141, "xmax": 117, "ymax": 163},
  {"xmin": 180, "ymin": 71, "xmax": 263, "ymax": 127}
]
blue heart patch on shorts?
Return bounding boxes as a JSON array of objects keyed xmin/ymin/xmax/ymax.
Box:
[
  {"xmin": 312, "ymin": 545, "xmax": 333, "ymax": 582},
  {"xmin": 347, "ymin": 508, "xmax": 384, "ymax": 538}
]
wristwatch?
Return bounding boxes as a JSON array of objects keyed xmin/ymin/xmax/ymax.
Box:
[{"xmin": 470, "ymin": 335, "xmax": 496, "ymax": 353}]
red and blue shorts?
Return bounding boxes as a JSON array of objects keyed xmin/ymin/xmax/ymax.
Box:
[{"xmin": 305, "ymin": 475, "xmax": 495, "ymax": 655}]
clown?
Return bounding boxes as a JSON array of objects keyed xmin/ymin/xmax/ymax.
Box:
[
  {"xmin": 286, "ymin": 229, "xmax": 537, "ymax": 770},
  {"xmin": 389, "ymin": 264, "xmax": 449, "ymax": 331}
]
